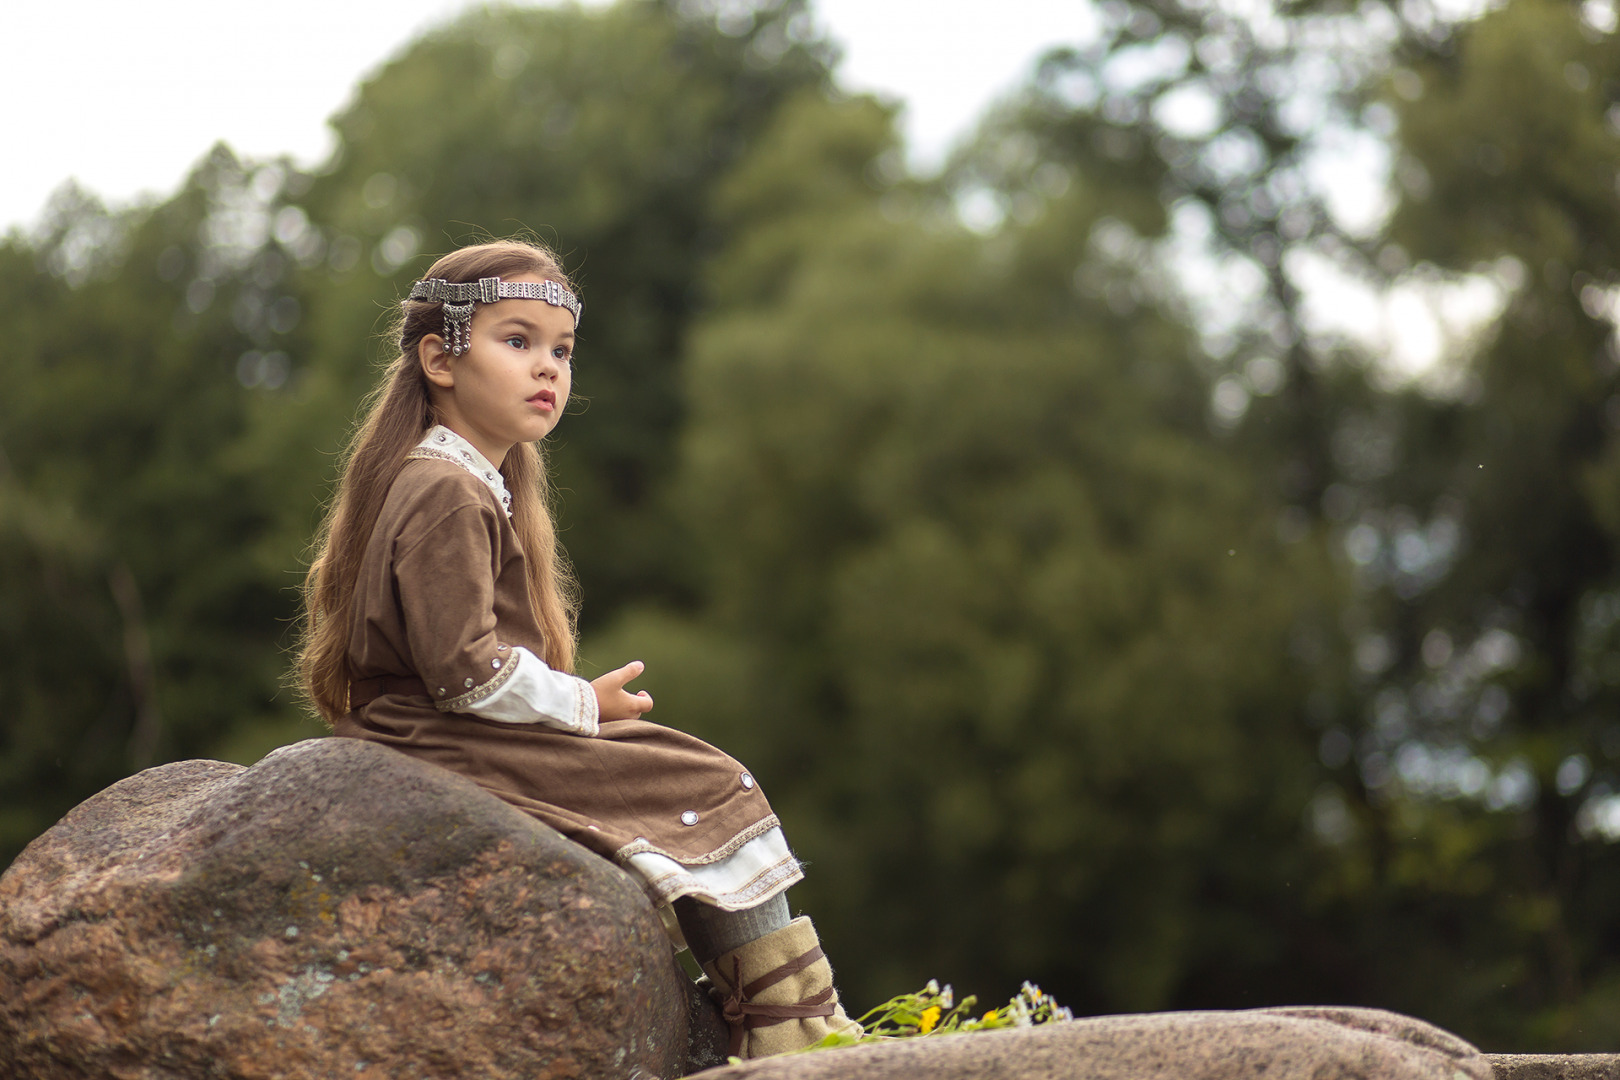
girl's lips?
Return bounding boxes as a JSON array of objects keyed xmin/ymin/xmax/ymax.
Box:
[{"xmin": 529, "ymin": 391, "xmax": 556, "ymax": 411}]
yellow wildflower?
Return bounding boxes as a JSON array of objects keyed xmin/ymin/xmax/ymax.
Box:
[
  {"xmin": 982, "ymin": 1009, "xmax": 999, "ymax": 1024},
  {"xmin": 919, "ymin": 1006, "xmax": 942, "ymax": 1034}
]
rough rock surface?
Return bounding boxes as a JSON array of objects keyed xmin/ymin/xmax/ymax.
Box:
[
  {"xmin": 1488, "ymin": 1056, "xmax": 1620, "ymax": 1080},
  {"xmin": 0, "ymin": 737, "xmax": 728, "ymax": 1080},
  {"xmin": 689, "ymin": 1005, "xmax": 1492, "ymax": 1080}
]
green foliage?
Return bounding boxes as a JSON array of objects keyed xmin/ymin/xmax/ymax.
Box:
[
  {"xmin": 587, "ymin": 85, "xmax": 1349, "ymax": 1015},
  {"xmin": 0, "ymin": 158, "xmax": 331, "ymax": 862},
  {"xmin": 292, "ymin": 0, "xmax": 836, "ymax": 623},
  {"xmin": 1331, "ymin": 0, "xmax": 1620, "ymax": 1047},
  {"xmin": 0, "ymin": 0, "xmax": 835, "ymax": 867}
]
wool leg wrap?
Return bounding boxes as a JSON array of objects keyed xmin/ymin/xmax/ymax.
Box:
[{"xmin": 674, "ymin": 893, "xmax": 791, "ymax": 965}]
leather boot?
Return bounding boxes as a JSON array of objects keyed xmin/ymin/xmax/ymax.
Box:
[{"xmin": 700, "ymin": 915, "xmax": 863, "ymax": 1057}]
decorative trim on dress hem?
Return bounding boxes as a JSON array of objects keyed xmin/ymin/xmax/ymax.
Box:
[
  {"xmin": 613, "ymin": 813, "xmax": 785, "ymax": 867},
  {"xmin": 634, "ymin": 857, "xmax": 804, "ymax": 912},
  {"xmin": 634, "ymin": 851, "xmax": 802, "ymax": 898}
]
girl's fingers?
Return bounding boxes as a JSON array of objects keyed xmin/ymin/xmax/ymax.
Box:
[
  {"xmin": 591, "ymin": 662, "xmax": 651, "ymax": 719},
  {"xmin": 610, "ymin": 660, "xmax": 645, "ymax": 689}
]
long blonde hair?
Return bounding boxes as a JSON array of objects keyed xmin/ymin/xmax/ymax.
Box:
[{"xmin": 297, "ymin": 240, "xmax": 581, "ymax": 725}]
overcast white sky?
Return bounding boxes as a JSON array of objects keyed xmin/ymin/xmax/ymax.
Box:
[{"xmin": 7, "ymin": 0, "xmax": 1090, "ymax": 234}]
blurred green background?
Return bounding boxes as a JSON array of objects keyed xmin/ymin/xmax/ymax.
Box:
[{"xmin": 7, "ymin": 0, "xmax": 1620, "ymax": 1051}]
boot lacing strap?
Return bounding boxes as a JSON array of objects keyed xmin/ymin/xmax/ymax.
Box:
[{"xmin": 720, "ymin": 945, "xmax": 837, "ymax": 1055}]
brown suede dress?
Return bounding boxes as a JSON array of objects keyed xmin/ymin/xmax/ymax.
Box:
[{"xmin": 333, "ymin": 455, "xmax": 798, "ymax": 906}]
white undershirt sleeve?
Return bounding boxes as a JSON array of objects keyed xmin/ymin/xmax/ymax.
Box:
[{"xmin": 461, "ymin": 646, "xmax": 600, "ymax": 736}]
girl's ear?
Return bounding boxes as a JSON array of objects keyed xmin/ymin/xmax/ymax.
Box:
[{"xmin": 419, "ymin": 335, "xmax": 455, "ymax": 389}]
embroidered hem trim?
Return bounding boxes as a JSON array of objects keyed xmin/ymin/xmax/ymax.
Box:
[
  {"xmin": 436, "ymin": 650, "xmax": 521, "ymax": 713},
  {"xmin": 614, "ymin": 814, "xmax": 785, "ymax": 867},
  {"xmin": 632, "ymin": 853, "xmax": 803, "ymax": 912}
]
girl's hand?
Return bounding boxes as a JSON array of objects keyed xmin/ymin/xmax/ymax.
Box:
[{"xmin": 592, "ymin": 660, "xmax": 655, "ymax": 722}]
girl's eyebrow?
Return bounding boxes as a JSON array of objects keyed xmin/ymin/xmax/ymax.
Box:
[{"xmin": 492, "ymin": 313, "xmax": 574, "ymax": 341}]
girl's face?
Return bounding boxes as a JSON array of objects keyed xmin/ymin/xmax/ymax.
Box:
[{"xmin": 420, "ymin": 273, "xmax": 575, "ymax": 468}]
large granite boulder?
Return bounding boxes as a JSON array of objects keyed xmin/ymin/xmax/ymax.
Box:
[
  {"xmin": 0, "ymin": 737, "xmax": 728, "ymax": 1080},
  {"xmin": 688, "ymin": 1004, "xmax": 1493, "ymax": 1080}
]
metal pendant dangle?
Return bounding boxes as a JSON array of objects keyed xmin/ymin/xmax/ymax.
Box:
[
  {"xmin": 404, "ymin": 274, "xmax": 583, "ymax": 356},
  {"xmin": 442, "ymin": 301, "xmax": 474, "ymax": 355}
]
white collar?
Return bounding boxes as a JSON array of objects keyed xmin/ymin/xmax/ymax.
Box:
[{"xmin": 410, "ymin": 425, "xmax": 512, "ymax": 518}]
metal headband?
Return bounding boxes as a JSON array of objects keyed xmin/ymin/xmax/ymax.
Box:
[{"xmin": 405, "ymin": 275, "xmax": 582, "ymax": 356}]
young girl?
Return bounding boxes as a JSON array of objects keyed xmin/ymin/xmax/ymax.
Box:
[{"xmin": 296, "ymin": 239, "xmax": 860, "ymax": 1057}]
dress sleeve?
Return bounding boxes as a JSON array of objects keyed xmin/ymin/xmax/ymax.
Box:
[
  {"xmin": 464, "ymin": 646, "xmax": 599, "ymax": 736},
  {"xmin": 394, "ymin": 502, "xmax": 597, "ymax": 736}
]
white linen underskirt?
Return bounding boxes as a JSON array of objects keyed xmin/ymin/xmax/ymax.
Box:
[{"xmin": 620, "ymin": 825, "xmax": 803, "ymax": 912}]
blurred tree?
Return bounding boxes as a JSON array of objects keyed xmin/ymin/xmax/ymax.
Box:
[
  {"xmin": 288, "ymin": 0, "xmax": 836, "ymax": 627},
  {"xmin": 587, "ymin": 83, "xmax": 1349, "ymax": 1014},
  {"xmin": 0, "ymin": 156, "xmax": 327, "ymax": 864},
  {"xmin": 0, "ymin": 0, "xmax": 838, "ymax": 867},
  {"xmin": 1319, "ymin": 0, "xmax": 1620, "ymax": 1048},
  {"xmin": 622, "ymin": 0, "xmax": 1620, "ymax": 1046},
  {"xmin": 979, "ymin": 0, "xmax": 1620, "ymax": 1048}
]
